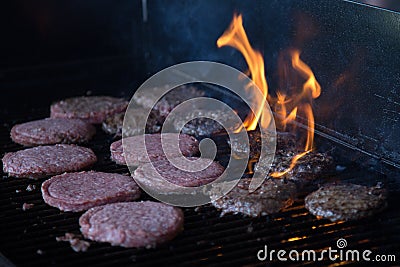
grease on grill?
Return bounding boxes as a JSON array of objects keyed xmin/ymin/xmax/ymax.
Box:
[
  {"xmin": 22, "ymin": 203, "xmax": 34, "ymax": 211},
  {"xmin": 56, "ymin": 233, "xmax": 91, "ymax": 252}
]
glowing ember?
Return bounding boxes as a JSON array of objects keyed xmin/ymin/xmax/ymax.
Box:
[{"xmin": 218, "ymin": 14, "xmax": 322, "ymax": 178}]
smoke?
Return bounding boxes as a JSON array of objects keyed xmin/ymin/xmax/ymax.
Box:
[{"xmin": 145, "ymin": 0, "xmax": 256, "ymax": 73}]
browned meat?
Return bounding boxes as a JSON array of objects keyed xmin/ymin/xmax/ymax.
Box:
[
  {"xmin": 305, "ymin": 183, "xmax": 387, "ymax": 222},
  {"xmin": 102, "ymin": 108, "xmax": 161, "ymax": 138},
  {"xmin": 211, "ymin": 178, "xmax": 297, "ymax": 217}
]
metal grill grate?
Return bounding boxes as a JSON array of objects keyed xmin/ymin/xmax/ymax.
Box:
[{"xmin": 0, "ymin": 109, "xmax": 399, "ymax": 266}]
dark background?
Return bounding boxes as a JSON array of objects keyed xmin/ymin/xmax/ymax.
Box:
[{"xmin": 0, "ymin": 0, "xmax": 399, "ymax": 170}]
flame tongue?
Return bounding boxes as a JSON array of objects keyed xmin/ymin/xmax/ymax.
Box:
[
  {"xmin": 217, "ymin": 14, "xmax": 270, "ymax": 131},
  {"xmin": 217, "ymin": 14, "xmax": 322, "ymax": 179}
]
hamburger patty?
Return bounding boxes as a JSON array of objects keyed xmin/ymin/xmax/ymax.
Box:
[
  {"xmin": 51, "ymin": 96, "xmax": 128, "ymax": 124},
  {"xmin": 79, "ymin": 201, "xmax": 184, "ymax": 248},
  {"xmin": 211, "ymin": 178, "xmax": 297, "ymax": 217},
  {"xmin": 170, "ymin": 109, "xmax": 236, "ymax": 137},
  {"xmin": 305, "ymin": 183, "xmax": 388, "ymax": 222},
  {"xmin": 230, "ymin": 131, "xmax": 334, "ymax": 183},
  {"xmin": 2, "ymin": 144, "xmax": 97, "ymax": 179},
  {"xmin": 132, "ymin": 157, "xmax": 225, "ymax": 191},
  {"xmin": 133, "ymin": 85, "xmax": 205, "ymax": 119},
  {"xmin": 110, "ymin": 133, "xmax": 199, "ymax": 166},
  {"xmin": 42, "ymin": 171, "xmax": 141, "ymax": 212},
  {"xmin": 11, "ymin": 118, "xmax": 96, "ymax": 146},
  {"xmin": 102, "ymin": 108, "xmax": 161, "ymax": 138}
]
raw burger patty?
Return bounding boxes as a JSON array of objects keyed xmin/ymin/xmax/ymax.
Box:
[
  {"xmin": 51, "ymin": 96, "xmax": 128, "ymax": 124},
  {"xmin": 42, "ymin": 171, "xmax": 141, "ymax": 212},
  {"xmin": 102, "ymin": 108, "xmax": 160, "ymax": 138},
  {"xmin": 211, "ymin": 178, "xmax": 297, "ymax": 217},
  {"xmin": 11, "ymin": 118, "xmax": 96, "ymax": 146},
  {"xmin": 133, "ymin": 157, "xmax": 225, "ymax": 191},
  {"xmin": 305, "ymin": 183, "xmax": 387, "ymax": 222},
  {"xmin": 110, "ymin": 133, "xmax": 199, "ymax": 165},
  {"xmin": 79, "ymin": 201, "xmax": 184, "ymax": 248},
  {"xmin": 2, "ymin": 144, "xmax": 97, "ymax": 179}
]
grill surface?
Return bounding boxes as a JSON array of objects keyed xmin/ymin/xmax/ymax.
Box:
[{"xmin": 1, "ymin": 107, "xmax": 399, "ymax": 267}]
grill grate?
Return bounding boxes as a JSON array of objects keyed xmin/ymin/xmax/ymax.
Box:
[{"xmin": 1, "ymin": 109, "xmax": 399, "ymax": 266}]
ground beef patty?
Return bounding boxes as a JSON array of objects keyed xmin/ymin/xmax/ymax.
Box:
[
  {"xmin": 305, "ymin": 183, "xmax": 388, "ymax": 222},
  {"xmin": 211, "ymin": 178, "xmax": 297, "ymax": 217},
  {"xmin": 102, "ymin": 108, "xmax": 161, "ymax": 138},
  {"xmin": 230, "ymin": 131, "xmax": 334, "ymax": 183},
  {"xmin": 110, "ymin": 133, "xmax": 199, "ymax": 166},
  {"xmin": 133, "ymin": 157, "xmax": 225, "ymax": 192},
  {"xmin": 133, "ymin": 85, "xmax": 205, "ymax": 119},
  {"xmin": 170, "ymin": 109, "xmax": 237, "ymax": 137},
  {"xmin": 42, "ymin": 171, "xmax": 141, "ymax": 212},
  {"xmin": 79, "ymin": 201, "xmax": 184, "ymax": 248},
  {"xmin": 2, "ymin": 144, "xmax": 97, "ymax": 179},
  {"xmin": 11, "ymin": 118, "xmax": 96, "ymax": 146},
  {"xmin": 51, "ymin": 96, "xmax": 128, "ymax": 124}
]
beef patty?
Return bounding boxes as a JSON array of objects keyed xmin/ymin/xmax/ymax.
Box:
[
  {"xmin": 51, "ymin": 96, "xmax": 128, "ymax": 124},
  {"xmin": 230, "ymin": 131, "xmax": 334, "ymax": 184},
  {"xmin": 305, "ymin": 183, "xmax": 388, "ymax": 222},
  {"xmin": 79, "ymin": 201, "xmax": 184, "ymax": 248},
  {"xmin": 110, "ymin": 133, "xmax": 199, "ymax": 166},
  {"xmin": 132, "ymin": 157, "xmax": 225, "ymax": 192},
  {"xmin": 2, "ymin": 144, "xmax": 97, "ymax": 179},
  {"xmin": 42, "ymin": 171, "xmax": 141, "ymax": 212},
  {"xmin": 170, "ymin": 109, "xmax": 237, "ymax": 137},
  {"xmin": 102, "ymin": 108, "xmax": 161, "ymax": 138},
  {"xmin": 133, "ymin": 85, "xmax": 205, "ymax": 120},
  {"xmin": 11, "ymin": 118, "xmax": 96, "ymax": 146},
  {"xmin": 211, "ymin": 178, "xmax": 297, "ymax": 217}
]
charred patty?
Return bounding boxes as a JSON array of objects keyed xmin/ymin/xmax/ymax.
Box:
[
  {"xmin": 133, "ymin": 85, "xmax": 205, "ymax": 120},
  {"xmin": 230, "ymin": 131, "xmax": 334, "ymax": 183},
  {"xmin": 211, "ymin": 178, "xmax": 297, "ymax": 217},
  {"xmin": 304, "ymin": 183, "xmax": 387, "ymax": 222},
  {"xmin": 102, "ymin": 108, "xmax": 161, "ymax": 138}
]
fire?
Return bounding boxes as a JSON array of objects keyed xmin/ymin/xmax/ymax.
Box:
[
  {"xmin": 218, "ymin": 14, "xmax": 321, "ymax": 178},
  {"xmin": 291, "ymin": 50, "xmax": 321, "ymax": 99},
  {"xmin": 271, "ymin": 52, "xmax": 320, "ymax": 178},
  {"xmin": 217, "ymin": 14, "xmax": 270, "ymax": 131}
]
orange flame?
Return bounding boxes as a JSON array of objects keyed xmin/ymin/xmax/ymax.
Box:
[
  {"xmin": 217, "ymin": 14, "xmax": 270, "ymax": 131},
  {"xmin": 218, "ymin": 14, "xmax": 321, "ymax": 179},
  {"xmin": 271, "ymin": 52, "xmax": 320, "ymax": 178},
  {"xmin": 291, "ymin": 50, "xmax": 321, "ymax": 99}
]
